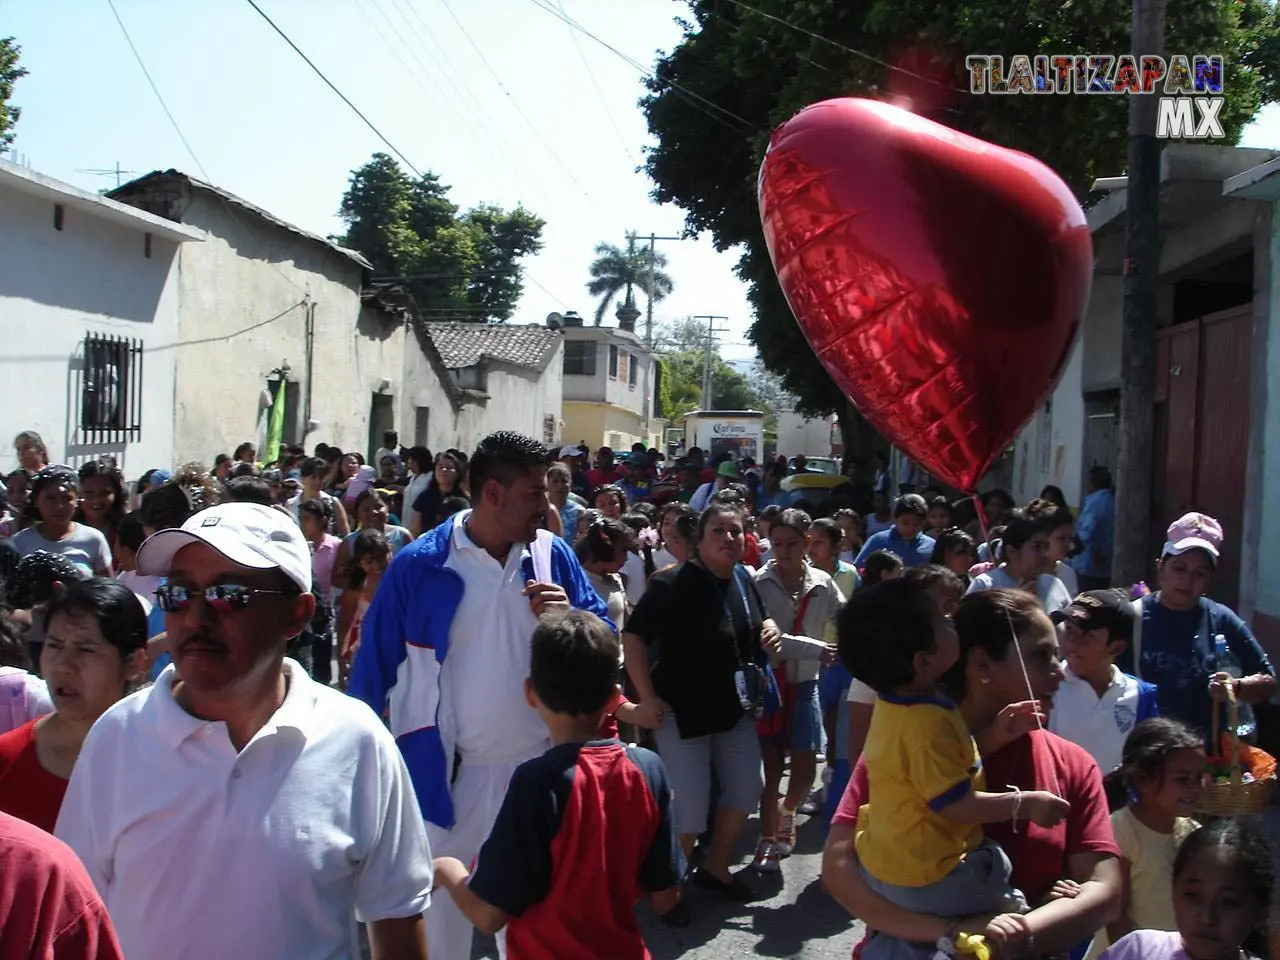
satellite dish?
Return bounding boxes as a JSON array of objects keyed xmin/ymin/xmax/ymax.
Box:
[{"xmin": 546, "ymin": 312, "xmax": 565, "ymax": 330}]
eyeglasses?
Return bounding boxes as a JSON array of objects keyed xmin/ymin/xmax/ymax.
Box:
[{"xmin": 155, "ymin": 583, "xmax": 289, "ymax": 613}]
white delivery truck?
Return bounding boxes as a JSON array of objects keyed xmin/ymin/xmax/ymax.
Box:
[{"xmin": 668, "ymin": 410, "xmax": 766, "ymax": 462}]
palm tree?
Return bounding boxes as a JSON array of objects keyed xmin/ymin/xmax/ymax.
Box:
[{"xmin": 586, "ymin": 231, "xmax": 675, "ymax": 327}]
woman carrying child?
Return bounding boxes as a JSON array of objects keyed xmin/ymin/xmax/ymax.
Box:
[
  {"xmin": 1086, "ymin": 718, "xmax": 1204, "ymax": 958},
  {"xmin": 824, "ymin": 588, "xmax": 1122, "ymax": 959}
]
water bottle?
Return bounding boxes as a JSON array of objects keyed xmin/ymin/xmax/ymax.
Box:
[{"xmin": 1212, "ymin": 634, "xmax": 1257, "ymax": 738}]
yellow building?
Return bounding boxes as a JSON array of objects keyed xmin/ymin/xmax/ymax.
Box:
[{"xmin": 559, "ymin": 318, "xmax": 664, "ymax": 452}]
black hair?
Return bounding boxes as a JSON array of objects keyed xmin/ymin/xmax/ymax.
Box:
[
  {"xmin": 214, "ymin": 453, "xmax": 231, "ymax": 467},
  {"xmin": 348, "ymin": 528, "xmax": 391, "ymax": 591},
  {"xmin": 404, "ymin": 446, "xmax": 431, "ymax": 475},
  {"xmin": 592, "ymin": 485, "xmax": 627, "ymax": 513},
  {"xmin": 631, "ymin": 502, "xmax": 656, "ymax": 521},
  {"xmin": 1104, "ymin": 718, "xmax": 1204, "ymax": 807},
  {"xmin": 999, "ymin": 508, "xmax": 1052, "ymax": 552},
  {"xmin": 1088, "ymin": 465, "xmax": 1113, "ymax": 492},
  {"xmin": 298, "ymin": 498, "xmax": 328, "ymax": 526},
  {"xmin": 1038, "ymin": 485, "xmax": 1069, "ymax": 509},
  {"xmin": 711, "ymin": 483, "xmax": 750, "ymax": 508},
  {"xmin": 223, "ymin": 476, "xmax": 275, "ymax": 506},
  {"xmin": 7, "ymin": 550, "xmax": 90, "ymax": 608},
  {"xmin": 905, "ymin": 564, "xmax": 966, "ymax": 597},
  {"xmin": 115, "ymin": 512, "xmax": 147, "ymax": 553},
  {"xmin": 979, "ymin": 488, "xmax": 1014, "ymax": 510},
  {"xmin": 695, "ymin": 501, "xmax": 745, "ymax": 547},
  {"xmin": 893, "ymin": 493, "xmax": 928, "ymax": 519},
  {"xmin": 757, "ymin": 504, "xmax": 784, "ymax": 527},
  {"xmin": 73, "ymin": 457, "xmax": 127, "ymax": 529},
  {"xmin": 22, "ymin": 465, "xmax": 78, "ymax": 525},
  {"xmin": 862, "ymin": 549, "xmax": 905, "ymax": 586},
  {"xmin": 811, "ymin": 517, "xmax": 843, "ymax": 549},
  {"xmin": 434, "ymin": 496, "xmax": 471, "ymax": 525},
  {"xmin": 837, "ymin": 578, "xmax": 939, "ymax": 692},
  {"xmin": 299, "ymin": 457, "xmax": 327, "ymax": 479},
  {"xmin": 619, "ymin": 512, "xmax": 650, "ymax": 533},
  {"xmin": 771, "ymin": 508, "xmax": 812, "ymax": 539},
  {"xmin": 138, "ymin": 464, "xmax": 221, "ymax": 533},
  {"xmin": 468, "ymin": 431, "xmax": 549, "ymax": 499},
  {"xmin": 353, "ymin": 488, "xmax": 388, "ymax": 519},
  {"xmin": 530, "ymin": 610, "xmax": 620, "ymax": 717},
  {"xmin": 42, "ymin": 577, "xmax": 147, "ymax": 658},
  {"xmin": 930, "ymin": 528, "xmax": 977, "ymax": 565},
  {"xmin": 1173, "ymin": 819, "xmax": 1273, "ymax": 956},
  {"xmin": 927, "ymin": 496, "xmax": 952, "ymax": 516},
  {"xmin": 0, "ymin": 609, "xmax": 29, "ymax": 669},
  {"xmin": 943, "ymin": 589, "xmax": 1047, "ymax": 699},
  {"xmin": 1024, "ymin": 498, "xmax": 1075, "ymax": 533},
  {"xmin": 230, "ymin": 462, "xmax": 259, "ymax": 479},
  {"xmin": 234, "ymin": 442, "xmax": 256, "ymax": 460},
  {"xmin": 575, "ymin": 515, "xmax": 631, "ymax": 565},
  {"xmin": 383, "ymin": 430, "xmax": 398, "ymax": 445}
]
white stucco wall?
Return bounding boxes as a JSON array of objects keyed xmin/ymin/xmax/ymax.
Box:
[
  {"xmin": 169, "ymin": 192, "xmax": 368, "ymax": 464},
  {"xmin": 398, "ymin": 340, "xmax": 564, "ymax": 454},
  {"xmin": 1012, "ymin": 329, "xmax": 1086, "ymax": 508},
  {"xmin": 776, "ymin": 412, "xmax": 835, "ymax": 458},
  {"xmin": 0, "ymin": 181, "xmax": 186, "ymax": 475},
  {"xmin": 561, "ymin": 328, "xmax": 649, "ymax": 415}
]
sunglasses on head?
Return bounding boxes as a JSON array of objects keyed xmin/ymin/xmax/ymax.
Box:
[{"xmin": 154, "ymin": 583, "xmax": 289, "ymax": 613}]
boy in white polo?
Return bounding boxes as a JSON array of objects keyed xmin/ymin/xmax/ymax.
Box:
[
  {"xmin": 1048, "ymin": 589, "xmax": 1159, "ymax": 775},
  {"xmin": 55, "ymin": 502, "xmax": 433, "ymax": 960}
]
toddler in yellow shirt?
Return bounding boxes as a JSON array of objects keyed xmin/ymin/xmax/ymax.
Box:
[{"xmin": 839, "ymin": 580, "xmax": 1071, "ymax": 959}]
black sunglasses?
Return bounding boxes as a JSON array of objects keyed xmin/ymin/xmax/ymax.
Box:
[{"xmin": 155, "ymin": 583, "xmax": 289, "ymax": 613}]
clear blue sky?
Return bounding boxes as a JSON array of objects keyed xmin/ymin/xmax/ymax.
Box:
[{"xmin": 5, "ymin": 0, "xmax": 1279, "ymax": 365}]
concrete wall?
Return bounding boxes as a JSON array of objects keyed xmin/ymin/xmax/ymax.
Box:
[
  {"xmin": 777, "ymin": 412, "xmax": 835, "ymax": 458},
  {"xmin": 171, "ymin": 192, "xmax": 368, "ymax": 464},
  {"xmin": 562, "ymin": 401, "xmax": 644, "ymax": 452},
  {"xmin": 561, "ymin": 329, "xmax": 650, "ymax": 415},
  {"xmin": 400, "ymin": 342, "xmax": 564, "ymax": 454},
  {"xmin": 0, "ymin": 183, "xmax": 183, "ymax": 475}
]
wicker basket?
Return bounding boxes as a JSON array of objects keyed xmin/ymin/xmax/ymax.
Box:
[{"xmin": 1194, "ymin": 687, "xmax": 1275, "ymax": 817}]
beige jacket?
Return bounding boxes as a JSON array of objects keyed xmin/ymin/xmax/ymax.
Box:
[{"xmin": 752, "ymin": 561, "xmax": 841, "ymax": 684}]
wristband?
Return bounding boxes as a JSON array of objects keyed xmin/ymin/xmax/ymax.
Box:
[{"xmin": 1008, "ymin": 785, "xmax": 1023, "ymax": 834}]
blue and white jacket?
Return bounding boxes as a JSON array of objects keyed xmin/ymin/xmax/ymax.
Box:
[{"xmin": 347, "ymin": 513, "xmax": 613, "ymax": 829}]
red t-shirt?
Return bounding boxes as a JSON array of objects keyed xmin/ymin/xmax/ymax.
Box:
[
  {"xmin": 834, "ymin": 729, "xmax": 1118, "ymax": 904},
  {"xmin": 0, "ymin": 719, "xmax": 69, "ymax": 835},
  {"xmin": 586, "ymin": 467, "xmax": 624, "ymax": 491},
  {"xmin": 0, "ymin": 810, "xmax": 124, "ymax": 959}
]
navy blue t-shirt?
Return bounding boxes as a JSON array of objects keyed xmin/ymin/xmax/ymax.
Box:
[
  {"xmin": 1120, "ymin": 596, "xmax": 1274, "ymax": 736},
  {"xmin": 469, "ymin": 740, "xmax": 680, "ymax": 960}
]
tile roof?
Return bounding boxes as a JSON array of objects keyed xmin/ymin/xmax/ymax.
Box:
[{"xmin": 424, "ymin": 323, "xmax": 562, "ymax": 372}]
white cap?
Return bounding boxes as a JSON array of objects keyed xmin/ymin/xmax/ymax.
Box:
[
  {"xmin": 558, "ymin": 445, "xmax": 584, "ymax": 459},
  {"xmin": 136, "ymin": 502, "xmax": 312, "ymax": 593}
]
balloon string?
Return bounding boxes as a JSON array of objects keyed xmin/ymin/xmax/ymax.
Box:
[
  {"xmin": 1003, "ymin": 607, "xmax": 1063, "ymax": 799},
  {"xmin": 972, "ymin": 493, "xmax": 989, "ymax": 544}
]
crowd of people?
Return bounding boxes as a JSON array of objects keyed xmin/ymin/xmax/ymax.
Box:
[{"xmin": 0, "ymin": 424, "xmax": 1276, "ymax": 960}]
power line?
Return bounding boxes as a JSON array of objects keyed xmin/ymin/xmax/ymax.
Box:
[
  {"xmin": 553, "ymin": 0, "xmax": 636, "ymax": 166},
  {"xmin": 525, "ymin": 0, "xmax": 755, "ymax": 135},
  {"xmin": 104, "ymin": 0, "xmax": 210, "ymax": 181},
  {"xmin": 720, "ymin": 0, "xmax": 969, "ymax": 94},
  {"xmin": 438, "ymin": 0, "xmax": 591, "ymax": 197},
  {"xmin": 242, "ymin": 0, "xmax": 425, "ymax": 178}
]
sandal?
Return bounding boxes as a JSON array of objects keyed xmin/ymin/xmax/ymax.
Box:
[
  {"xmin": 751, "ymin": 839, "xmax": 781, "ymax": 873},
  {"xmin": 689, "ymin": 867, "xmax": 754, "ymax": 902},
  {"xmin": 776, "ymin": 806, "xmax": 797, "ymax": 857}
]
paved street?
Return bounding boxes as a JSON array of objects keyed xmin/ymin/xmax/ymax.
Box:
[{"xmin": 466, "ymin": 770, "xmax": 865, "ymax": 959}]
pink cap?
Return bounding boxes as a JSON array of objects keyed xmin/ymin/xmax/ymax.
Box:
[{"xmin": 1163, "ymin": 512, "xmax": 1223, "ymax": 560}]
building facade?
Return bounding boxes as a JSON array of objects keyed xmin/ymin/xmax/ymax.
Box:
[
  {"xmin": 560, "ymin": 321, "xmax": 661, "ymax": 452},
  {"xmin": 0, "ymin": 160, "xmax": 203, "ymax": 475}
]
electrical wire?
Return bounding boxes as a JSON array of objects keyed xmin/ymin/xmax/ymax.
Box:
[
  {"xmin": 437, "ymin": 0, "xmax": 592, "ymax": 196},
  {"xmin": 720, "ymin": 0, "xmax": 970, "ymax": 94},
  {"xmin": 242, "ymin": 0, "xmax": 425, "ymax": 178},
  {"xmin": 524, "ymin": 0, "xmax": 756, "ymax": 135},
  {"xmin": 553, "ymin": 0, "xmax": 636, "ymax": 165},
  {"xmin": 104, "ymin": 0, "xmax": 210, "ymax": 182}
]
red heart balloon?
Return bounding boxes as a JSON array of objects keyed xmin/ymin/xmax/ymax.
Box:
[{"xmin": 758, "ymin": 98, "xmax": 1092, "ymax": 493}]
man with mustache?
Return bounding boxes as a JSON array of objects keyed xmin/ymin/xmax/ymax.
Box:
[
  {"xmin": 349, "ymin": 430, "xmax": 612, "ymax": 960},
  {"xmin": 55, "ymin": 502, "xmax": 433, "ymax": 960}
]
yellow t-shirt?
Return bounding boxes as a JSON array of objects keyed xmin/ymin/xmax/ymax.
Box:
[
  {"xmin": 855, "ymin": 694, "xmax": 985, "ymax": 887},
  {"xmin": 1084, "ymin": 808, "xmax": 1199, "ymax": 959}
]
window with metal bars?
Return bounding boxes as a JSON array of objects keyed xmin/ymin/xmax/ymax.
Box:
[{"xmin": 81, "ymin": 333, "xmax": 143, "ymax": 443}]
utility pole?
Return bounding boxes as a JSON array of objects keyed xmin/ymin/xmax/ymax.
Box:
[
  {"xmin": 642, "ymin": 233, "xmax": 682, "ymax": 349},
  {"xmin": 1113, "ymin": 0, "xmax": 1165, "ymax": 588},
  {"xmin": 692, "ymin": 315, "xmax": 729, "ymax": 410}
]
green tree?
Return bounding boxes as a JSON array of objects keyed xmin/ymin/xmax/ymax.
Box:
[
  {"xmin": 653, "ymin": 316, "xmax": 764, "ymax": 417},
  {"xmin": 641, "ymin": 0, "xmax": 1280, "ymax": 454},
  {"xmin": 335, "ymin": 153, "xmax": 544, "ymax": 322},
  {"xmin": 0, "ymin": 37, "xmax": 28, "ymax": 153},
  {"xmin": 587, "ymin": 231, "xmax": 674, "ymax": 326}
]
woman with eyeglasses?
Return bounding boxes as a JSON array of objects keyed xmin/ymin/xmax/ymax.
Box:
[
  {"xmin": 10, "ymin": 466, "xmax": 113, "ymax": 579},
  {"xmin": 0, "ymin": 579, "xmax": 147, "ymax": 832}
]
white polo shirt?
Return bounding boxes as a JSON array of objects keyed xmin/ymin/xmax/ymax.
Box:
[
  {"xmin": 1048, "ymin": 663, "xmax": 1143, "ymax": 775},
  {"xmin": 440, "ymin": 514, "xmax": 550, "ymax": 764},
  {"xmin": 55, "ymin": 658, "xmax": 432, "ymax": 960}
]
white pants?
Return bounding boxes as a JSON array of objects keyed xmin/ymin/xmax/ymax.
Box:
[{"xmin": 425, "ymin": 748, "xmax": 546, "ymax": 960}]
